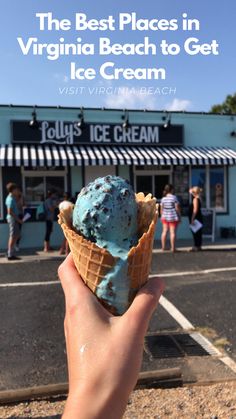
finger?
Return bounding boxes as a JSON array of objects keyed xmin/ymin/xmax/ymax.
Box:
[
  {"xmin": 58, "ymin": 253, "xmax": 92, "ymax": 307},
  {"xmin": 124, "ymin": 277, "xmax": 165, "ymax": 337}
]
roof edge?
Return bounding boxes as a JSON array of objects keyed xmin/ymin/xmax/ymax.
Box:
[{"xmin": 0, "ymin": 104, "xmax": 235, "ymax": 117}]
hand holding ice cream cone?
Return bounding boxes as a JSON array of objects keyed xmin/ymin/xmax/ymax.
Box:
[{"xmin": 58, "ymin": 175, "xmax": 157, "ymax": 315}]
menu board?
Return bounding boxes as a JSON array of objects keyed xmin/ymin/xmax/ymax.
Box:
[
  {"xmin": 201, "ymin": 208, "xmax": 215, "ymax": 242},
  {"xmin": 173, "ymin": 166, "xmax": 190, "ymax": 216}
]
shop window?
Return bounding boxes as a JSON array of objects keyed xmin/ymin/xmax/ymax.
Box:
[
  {"xmin": 191, "ymin": 167, "xmax": 207, "ymax": 207},
  {"xmin": 173, "ymin": 166, "xmax": 190, "ymax": 216},
  {"xmin": 25, "ymin": 177, "xmax": 44, "ymax": 203},
  {"xmin": 135, "ymin": 172, "xmax": 171, "ymax": 200},
  {"xmin": 24, "ymin": 176, "xmax": 65, "ymax": 204},
  {"xmin": 22, "ymin": 170, "xmax": 67, "ymax": 206},
  {"xmin": 135, "ymin": 165, "xmax": 227, "ymax": 215},
  {"xmin": 154, "ymin": 175, "xmax": 170, "ymax": 200},
  {"xmin": 191, "ymin": 166, "xmax": 227, "ymax": 213},
  {"xmin": 210, "ymin": 167, "xmax": 226, "ymax": 212},
  {"xmin": 46, "ymin": 176, "xmax": 65, "ymax": 199},
  {"xmin": 135, "ymin": 166, "xmax": 191, "ymax": 215}
]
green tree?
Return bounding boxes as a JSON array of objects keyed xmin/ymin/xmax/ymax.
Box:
[{"xmin": 210, "ymin": 93, "xmax": 236, "ymax": 114}]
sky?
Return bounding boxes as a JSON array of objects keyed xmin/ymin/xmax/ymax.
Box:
[{"xmin": 0, "ymin": 0, "xmax": 235, "ymax": 112}]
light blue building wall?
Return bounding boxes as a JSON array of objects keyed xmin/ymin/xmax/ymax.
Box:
[
  {"xmin": 0, "ymin": 106, "xmax": 235, "ymax": 148},
  {"xmin": 0, "ymin": 105, "xmax": 236, "ymax": 250}
]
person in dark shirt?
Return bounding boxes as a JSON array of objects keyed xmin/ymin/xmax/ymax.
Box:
[
  {"xmin": 44, "ymin": 190, "xmax": 57, "ymax": 252},
  {"xmin": 15, "ymin": 188, "xmax": 25, "ymax": 251},
  {"xmin": 188, "ymin": 186, "xmax": 203, "ymax": 251}
]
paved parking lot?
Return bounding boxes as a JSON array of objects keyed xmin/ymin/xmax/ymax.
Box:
[
  {"xmin": 153, "ymin": 249, "xmax": 236, "ymax": 358},
  {"xmin": 0, "ymin": 247, "xmax": 236, "ymax": 391}
]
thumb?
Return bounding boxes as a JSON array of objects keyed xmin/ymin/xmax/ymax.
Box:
[{"xmin": 124, "ymin": 277, "xmax": 165, "ymax": 337}]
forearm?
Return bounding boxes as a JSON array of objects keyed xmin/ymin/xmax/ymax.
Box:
[
  {"xmin": 191, "ymin": 201, "xmax": 198, "ymax": 222},
  {"xmin": 176, "ymin": 205, "xmax": 181, "ymax": 219},
  {"xmin": 8, "ymin": 210, "xmax": 21, "ymax": 223},
  {"xmin": 191, "ymin": 211, "xmax": 197, "ymax": 222}
]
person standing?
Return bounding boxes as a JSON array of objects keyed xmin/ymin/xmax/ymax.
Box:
[
  {"xmin": 160, "ymin": 184, "xmax": 181, "ymax": 252},
  {"xmin": 5, "ymin": 183, "xmax": 23, "ymax": 260},
  {"xmin": 44, "ymin": 190, "xmax": 57, "ymax": 252},
  {"xmin": 188, "ymin": 186, "xmax": 203, "ymax": 251},
  {"xmin": 15, "ymin": 188, "xmax": 24, "ymax": 251}
]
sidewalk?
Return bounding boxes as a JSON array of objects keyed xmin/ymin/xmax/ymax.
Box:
[
  {"xmin": 0, "ymin": 248, "xmax": 65, "ymax": 263},
  {"xmin": 153, "ymin": 238, "xmax": 236, "ymax": 252},
  {"xmin": 1, "ymin": 238, "xmax": 236, "ymax": 263}
]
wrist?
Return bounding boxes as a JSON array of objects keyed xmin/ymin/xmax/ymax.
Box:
[{"xmin": 63, "ymin": 386, "xmax": 128, "ymax": 419}]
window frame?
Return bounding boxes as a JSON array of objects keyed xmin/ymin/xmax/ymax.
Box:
[
  {"xmin": 21, "ymin": 168, "xmax": 68, "ymax": 207},
  {"xmin": 134, "ymin": 164, "xmax": 228, "ymax": 214},
  {"xmin": 134, "ymin": 168, "xmax": 172, "ymax": 198},
  {"xmin": 209, "ymin": 165, "xmax": 227, "ymax": 213},
  {"xmin": 189, "ymin": 165, "xmax": 228, "ymax": 214}
]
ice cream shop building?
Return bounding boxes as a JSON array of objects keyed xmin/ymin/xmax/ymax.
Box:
[{"xmin": 0, "ymin": 104, "xmax": 236, "ymax": 249}]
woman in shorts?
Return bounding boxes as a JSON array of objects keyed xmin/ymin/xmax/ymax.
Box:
[{"xmin": 160, "ymin": 184, "xmax": 181, "ymax": 252}]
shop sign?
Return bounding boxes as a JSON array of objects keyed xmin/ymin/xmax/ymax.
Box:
[{"xmin": 12, "ymin": 120, "xmax": 183, "ymax": 146}]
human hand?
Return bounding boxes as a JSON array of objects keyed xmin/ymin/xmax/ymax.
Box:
[{"xmin": 58, "ymin": 254, "xmax": 164, "ymax": 419}]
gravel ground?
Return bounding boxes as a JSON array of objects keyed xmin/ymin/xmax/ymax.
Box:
[{"xmin": 0, "ymin": 382, "xmax": 236, "ymax": 418}]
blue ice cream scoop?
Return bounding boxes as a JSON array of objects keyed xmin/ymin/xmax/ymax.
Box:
[
  {"xmin": 72, "ymin": 175, "xmax": 139, "ymax": 314},
  {"xmin": 73, "ymin": 175, "xmax": 138, "ymax": 254}
]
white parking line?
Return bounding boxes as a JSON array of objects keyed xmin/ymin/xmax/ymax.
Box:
[
  {"xmin": 160, "ymin": 295, "xmax": 195, "ymax": 330},
  {"xmin": 2, "ymin": 266, "xmax": 236, "ymax": 288},
  {"xmin": 150, "ymin": 266, "xmax": 236, "ymax": 278},
  {"xmin": 160, "ymin": 295, "xmax": 236, "ymax": 375},
  {"xmin": 0, "ymin": 281, "xmax": 59, "ymax": 288}
]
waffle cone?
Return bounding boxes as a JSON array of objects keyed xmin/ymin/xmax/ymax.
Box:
[{"xmin": 58, "ymin": 192, "xmax": 157, "ymax": 314}]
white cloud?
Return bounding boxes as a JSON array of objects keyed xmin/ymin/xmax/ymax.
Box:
[
  {"xmin": 98, "ymin": 79, "xmax": 113, "ymax": 87},
  {"xmin": 166, "ymin": 98, "xmax": 192, "ymax": 111},
  {"xmin": 53, "ymin": 73, "xmax": 69, "ymax": 83},
  {"xmin": 104, "ymin": 86, "xmax": 156, "ymax": 109}
]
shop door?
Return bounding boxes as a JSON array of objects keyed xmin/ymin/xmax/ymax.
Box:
[
  {"xmin": 154, "ymin": 175, "xmax": 170, "ymax": 200},
  {"xmin": 135, "ymin": 174, "xmax": 170, "ymax": 200},
  {"xmin": 136, "ymin": 175, "xmax": 153, "ymax": 195}
]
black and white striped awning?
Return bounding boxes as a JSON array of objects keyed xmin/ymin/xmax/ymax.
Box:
[{"xmin": 1, "ymin": 144, "xmax": 236, "ymax": 167}]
